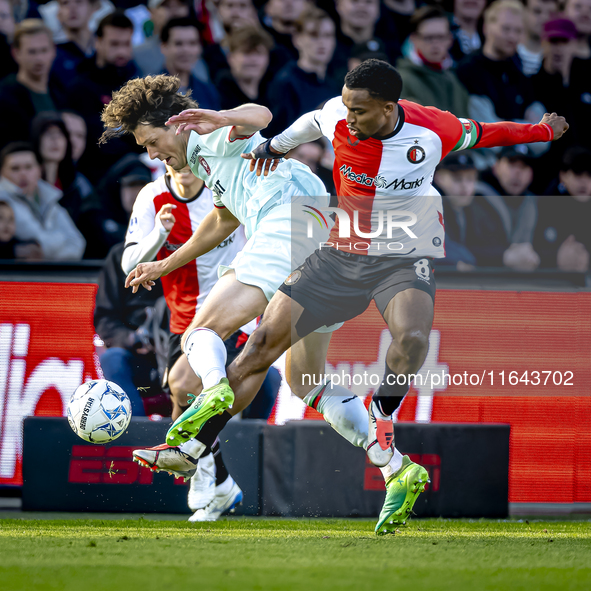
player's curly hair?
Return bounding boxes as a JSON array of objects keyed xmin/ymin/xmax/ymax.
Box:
[
  {"xmin": 344, "ymin": 59, "xmax": 402, "ymax": 103},
  {"xmin": 99, "ymin": 75, "xmax": 198, "ymax": 144}
]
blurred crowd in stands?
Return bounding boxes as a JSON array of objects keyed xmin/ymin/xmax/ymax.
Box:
[{"xmin": 0, "ymin": 0, "xmax": 590, "ymax": 273}]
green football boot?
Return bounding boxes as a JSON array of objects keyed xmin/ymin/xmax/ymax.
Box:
[
  {"xmin": 166, "ymin": 378, "xmax": 235, "ymax": 446},
  {"xmin": 375, "ymin": 455, "xmax": 430, "ymax": 535}
]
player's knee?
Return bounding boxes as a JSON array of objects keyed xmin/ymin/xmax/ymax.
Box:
[
  {"xmin": 395, "ymin": 329, "xmax": 429, "ymax": 363},
  {"xmin": 240, "ymin": 326, "xmax": 281, "ymax": 372}
]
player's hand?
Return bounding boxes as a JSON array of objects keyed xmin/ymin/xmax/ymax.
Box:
[
  {"xmin": 125, "ymin": 261, "xmax": 163, "ymax": 293},
  {"xmin": 166, "ymin": 109, "xmax": 225, "ymax": 135},
  {"xmin": 157, "ymin": 203, "xmax": 176, "ymax": 232},
  {"xmin": 240, "ymin": 139, "xmax": 285, "ymax": 176},
  {"xmin": 540, "ymin": 113, "xmax": 569, "ymax": 140},
  {"xmin": 557, "ymin": 235, "xmax": 590, "ymax": 272}
]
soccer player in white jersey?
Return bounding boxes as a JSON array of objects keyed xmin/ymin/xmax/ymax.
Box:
[
  {"xmin": 101, "ymin": 75, "xmax": 391, "ymax": 509},
  {"xmin": 154, "ymin": 60, "xmax": 569, "ymax": 533},
  {"xmin": 122, "ymin": 163, "xmax": 247, "ymax": 521}
]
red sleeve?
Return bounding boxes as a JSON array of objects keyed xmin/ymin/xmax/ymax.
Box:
[
  {"xmin": 475, "ymin": 121, "xmax": 553, "ymax": 148},
  {"xmin": 399, "ymin": 100, "xmax": 464, "ymax": 159}
]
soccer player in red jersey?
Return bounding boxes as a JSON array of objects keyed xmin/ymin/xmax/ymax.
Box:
[{"xmin": 161, "ymin": 59, "xmax": 568, "ymax": 533}]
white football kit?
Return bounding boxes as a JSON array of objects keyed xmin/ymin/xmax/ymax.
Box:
[{"xmin": 186, "ymin": 126, "xmax": 332, "ymax": 302}]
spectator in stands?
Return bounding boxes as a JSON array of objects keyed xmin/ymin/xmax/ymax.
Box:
[
  {"xmin": 0, "ymin": 199, "xmax": 44, "ymax": 259},
  {"xmin": 534, "ymin": 147, "xmax": 591, "ymax": 271},
  {"xmin": 262, "ymin": 0, "xmax": 306, "ymax": 60},
  {"xmin": 531, "ymin": 18, "xmax": 577, "ymax": 116},
  {"xmin": 61, "ymin": 109, "xmax": 87, "ymax": 163},
  {"xmin": 434, "ymin": 152, "xmax": 478, "ymax": 270},
  {"xmin": 449, "ymin": 0, "xmax": 485, "ymax": 62},
  {"xmin": 133, "ymin": 0, "xmax": 193, "ymax": 77},
  {"xmin": 517, "ymin": 0, "xmax": 558, "ymax": 77},
  {"xmin": 38, "ymin": 0, "xmax": 111, "ymax": 44},
  {"xmin": 375, "ymin": 0, "xmax": 415, "ymax": 61},
  {"xmin": 332, "ymin": 0, "xmax": 381, "ymax": 80},
  {"xmin": 0, "ymin": 20, "xmax": 64, "ymax": 149},
  {"xmin": 347, "ymin": 38, "xmax": 389, "ymax": 71},
  {"xmin": 51, "ymin": 0, "xmax": 96, "ymax": 89},
  {"xmin": 95, "ymin": 241, "xmax": 166, "ymax": 417},
  {"xmin": 215, "ymin": 26, "xmax": 273, "ymax": 110},
  {"xmin": 160, "ymin": 18, "xmax": 219, "ymax": 109},
  {"xmin": 563, "ymin": 0, "xmax": 591, "ymax": 58},
  {"xmin": 68, "ymin": 11, "xmax": 139, "ymax": 184},
  {"xmin": 397, "ymin": 5, "xmax": 469, "ymax": 117},
  {"xmin": 30, "ymin": 111, "xmax": 98, "ymax": 232},
  {"xmin": 0, "ymin": 142, "xmax": 86, "ymax": 260},
  {"xmin": 456, "ymin": 1, "xmax": 545, "ymax": 126},
  {"xmin": 267, "ymin": 6, "xmax": 339, "ymax": 135},
  {"xmin": 217, "ymin": 0, "xmax": 259, "ymax": 35},
  {"xmin": 475, "ymin": 146, "xmax": 540, "ymax": 271},
  {"xmin": 0, "ymin": 0, "xmax": 17, "ymax": 79},
  {"xmin": 83, "ymin": 154, "xmax": 152, "ymax": 259},
  {"xmin": 206, "ymin": 0, "xmax": 290, "ymax": 80}
]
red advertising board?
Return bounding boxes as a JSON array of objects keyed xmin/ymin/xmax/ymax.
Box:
[
  {"xmin": 0, "ymin": 282, "xmax": 99, "ymax": 485},
  {"xmin": 1, "ymin": 282, "xmax": 590, "ymax": 505}
]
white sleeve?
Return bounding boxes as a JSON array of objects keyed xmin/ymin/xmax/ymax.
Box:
[
  {"xmin": 271, "ymin": 96, "xmax": 345, "ymax": 152},
  {"xmin": 121, "ymin": 217, "xmax": 169, "ymax": 274},
  {"xmin": 270, "ymin": 110, "xmax": 324, "ymax": 153},
  {"xmin": 121, "ymin": 183, "xmax": 167, "ymax": 273}
]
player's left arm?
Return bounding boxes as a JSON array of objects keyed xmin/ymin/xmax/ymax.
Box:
[
  {"xmin": 166, "ymin": 104, "xmax": 272, "ymax": 139},
  {"xmin": 452, "ymin": 113, "xmax": 569, "ymax": 152}
]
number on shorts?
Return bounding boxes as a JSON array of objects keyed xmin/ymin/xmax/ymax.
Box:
[{"xmin": 414, "ymin": 259, "xmax": 430, "ymax": 281}]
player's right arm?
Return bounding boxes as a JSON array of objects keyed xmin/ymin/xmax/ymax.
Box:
[{"xmin": 125, "ymin": 206, "xmax": 240, "ymax": 292}]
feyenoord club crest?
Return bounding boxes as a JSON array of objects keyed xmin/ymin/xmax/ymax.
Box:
[
  {"xmin": 407, "ymin": 145, "xmax": 426, "ymax": 164},
  {"xmin": 284, "ymin": 270, "xmax": 301, "ymax": 285}
]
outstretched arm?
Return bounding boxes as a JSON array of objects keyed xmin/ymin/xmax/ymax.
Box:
[
  {"xmin": 454, "ymin": 113, "xmax": 568, "ymax": 152},
  {"xmin": 167, "ymin": 104, "xmax": 272, "ymax": 140},
  {"xmin": 240, "ymin": 110, "xmax": 325, "ymax": 175},
  {"xmin": 125, "ymin": 206, "xmax": 240, "ymax": 292}
]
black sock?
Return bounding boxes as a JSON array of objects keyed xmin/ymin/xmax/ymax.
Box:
[
  {"xmin": 372, "ymin": 362, "xmax": 409, "ymax": 416},
  {"xmin": 211, "ymin": 438, "xmax": 229, "ymax": 485},
  {"xmin": 195, "ymin": 411, "xmax": 232, "ymax": 449}
]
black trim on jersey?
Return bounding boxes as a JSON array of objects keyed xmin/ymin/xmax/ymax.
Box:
[
  {"xmin": 371, "ymin": 105, "xmax": 406, "ymax": 141},
  {"xmin": 123, "ymin": 241, "xmax": 138, "ymax": 250},
  {"xmin": 164, "ymin": 174, "xmax": 206, "ymax": 204},
  {"xmin": 472, "ymin": 120, "xmax": 484, "ymax": 147}
]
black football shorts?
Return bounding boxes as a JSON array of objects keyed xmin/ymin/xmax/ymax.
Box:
[{"xmin": 278, "ymin": 247, "xmax": 436, "ymax": 336}]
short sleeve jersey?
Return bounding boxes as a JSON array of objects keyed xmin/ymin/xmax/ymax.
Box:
[
  {"xmin": 313, "ymin": 97, "xmax": 470, "ymax": 257},
  {"xmin": 125, "ymin": 174, "xmax": 246, "ymax": 334},
  {"xmin": 186, "ymin": 127, "xmax": 327, "ymax": 238}
]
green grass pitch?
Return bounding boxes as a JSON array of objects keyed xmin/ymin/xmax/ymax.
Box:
[{"xmin": 1, "ymin": 517, "xmax": 590, "ymax": 591}]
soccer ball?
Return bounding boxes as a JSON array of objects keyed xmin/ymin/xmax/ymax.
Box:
[{"xmin": 67, "ymin": 379, "xmax": 132, "ymax": 443}]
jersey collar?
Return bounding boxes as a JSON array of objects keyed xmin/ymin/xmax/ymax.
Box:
[
  {"xmin": 165, "ymin": 174, "xmax": 205, "ymax": 204},
  {"xmin": 371, "ymin": 104, "xmax": 405, "ymax": 141}
]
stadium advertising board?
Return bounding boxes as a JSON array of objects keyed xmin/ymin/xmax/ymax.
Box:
[{"xmin": 1, "ymin": 282, "xmax": 590, "ymax": 506}]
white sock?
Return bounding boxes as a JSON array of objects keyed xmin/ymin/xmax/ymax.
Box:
[
  {"xmin": 180, "ymin": 438, "xmax": 206, "ymax": 460},
  {"xmin": 184, "ymin": 328, "xmax": 227, "ymax": 390},
  {"xmin": 380, "ymin": 448, "xmax": 404, "ymax": 481},
  {"xmin": 216, "ymin": 475, "xmax": 234, "ymax": 495},
  {"xmin": 304, "ymin": 381, "xmax": 368, "ymax": 449}
]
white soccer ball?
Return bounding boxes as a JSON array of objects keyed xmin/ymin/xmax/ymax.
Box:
[{"xmin": 67, "ymin": 379, "xmax": 132, "ymax": 444}]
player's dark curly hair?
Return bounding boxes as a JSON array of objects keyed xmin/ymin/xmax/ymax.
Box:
[
  {"xmin": 100, "ymin": 75, "xmax": 198, "ymax": 144},
  {"xmin": 344, "ymin": 59, "xmax": 403, "ymax": 103}
]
